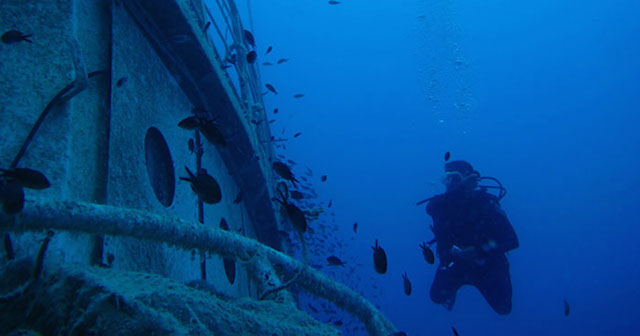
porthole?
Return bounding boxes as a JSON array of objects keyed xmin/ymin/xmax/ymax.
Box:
[{"xmin": 144, "ymin": 127, "xmax": 175, "ymax": 207}]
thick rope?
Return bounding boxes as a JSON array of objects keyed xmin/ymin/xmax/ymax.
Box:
[{"xmin": 0, "ymin": 198, "xmax": 398, "ymax": 336}]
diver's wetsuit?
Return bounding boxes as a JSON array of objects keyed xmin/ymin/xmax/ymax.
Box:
[{"xmin": 427, "ymin": 189, "xmax": 519, "ymax": 315}]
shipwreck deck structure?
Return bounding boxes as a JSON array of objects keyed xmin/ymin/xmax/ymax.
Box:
[{"xmin": 0, "ymin": 1, "xmax": 399, "ymax": 335}]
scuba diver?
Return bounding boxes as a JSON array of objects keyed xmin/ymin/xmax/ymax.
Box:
[{"xmin": 420, "ymin": 160, "xmax": 518, "ymax": 315}]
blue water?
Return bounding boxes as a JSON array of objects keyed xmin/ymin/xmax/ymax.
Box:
[{"xmin": 246, "ymin": 0, "xmax": 640, "ymax": 334}]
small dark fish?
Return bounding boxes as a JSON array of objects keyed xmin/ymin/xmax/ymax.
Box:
[
  {"xmin": 244, "ymin": 29, "xmax": 255, "ymax": 47},
  {"xmin": 265, "ymin": 83, "xmax": 278, "ymax": 94},
  {"xmin": 419, "ymin": 242, "xmax": 435, "ymax": 265},
  {"xmin": 388, "ymin": 332, "xmax": 407, "ymax": 336},
  {"xmin": 262, "ymin": 62, "xmax": 274, "ymax": 66},
  {"xmin": 274, "ymin": 191, "xmax": 307, "ymax": 234},
  {"xmin": 116, "ymin": 77, "xmax": 128, "ymax": 87},
  {"xmin": 178, "ymin": 116, "xmax": 200, "ymax": 130},
  {"xmin": 179, "ymin": 167, "xmax": 222, "ymax": 204},
  {"xmin": 564, "ymin": 299, "xmax": 570, "ymax": 316},
  {"xmin": 246, "ymin": 50, "xmax": 257, "ymax": 64},
  {"xmin": 269, "ymin": 119, "xmax": 276, "ymax": 124},
  {"xmin": 233, "ymin": 191, "xmax": 243, "ymax": 204},
  {"xmin": 203, "ymin": 22, "xmax": 211, "ymax": 33},
  {"xmin": 2, "ymin": 30, "xmax": 33, "ymax": 44},
  {"xmin": 452, "ymin": 326, "xmax": 459, "ymax": 336},
  {"xmin": 293, "ymin": 94, "xmax": 304, "ymax": 98},
  {"xmin": 327, "ymin": 200, "xmax": 332, "ymax": 208},
  {"xmin": 276, "ymin": 58, "xmax": 288, "ymax": 64},
  {"xmin": 273, "ymin": 108, "xmax": 279, "ymax": 114},
  {"xmin": 0, "ymin": 181, "xmax": 25, "ymax": 214},
  {"xmin": 321, "ymin": 175, "xmax": 327, "ymax": 182},
  {"xmin": 327, "ymin": 256, "xmax": 345, "ymax": 266},
  {"xmin": 290, "ymin": 190, "xmax": 304, "ymax": 200},
  {"xmin": 221, "ymin": 64, "xmax": 232, "ymax": 69},
  {"xmin": 328, "ymin": 0, "xmax": 341, "ymax": 4},
  {"xmin": 188, "ymin": 138, "xmax": 194, "ymax": 154},
  {"xmin": 444, "ymin": 151, "xmax": 451, "ymax": 161},
  {"xmin": 402, "ymin": 272, "xmax": 412, "ymax": 296},
  {"xmin": 293, "ymin": 132, "xmax": 302, "ymax": 138},
  {"xmin": 219, "ymin": 217, "xmax": 230, "ymax": 231},
  {"xmin": 219, "ymin": 218, "xmax": 236, "ymax": 284},
  {"xmin": 333, "ymin": 320, "xmax": 343, "ymax": 326},
  {"xmin": 200, "ymin": 121, "xmax": 227, "ymax": 147},
  {"xmin": 265, "ymin": 46, "xmax": 272, "ymax": 54},
  {"xmin": 106, "ymin": 253, "xmax": 115, "ymax": 267},
  {"xmin": 353, "ymin": 222, "xmax": 358, "ymax": 233},
  {"xmin": 308, "ymin": 303, "xmax": 318, "ymax": 313},
  {"xmin": 0, "ymin": 168, "xmax": 50, "ymax": 190},
  {"xmin": 273, "ymin": 161, "xmax": 298, "ymax": 186},
  {"xmin": 372, "ymin": 239, "xmax": 387, "ymax": 274},
  {"xmin": 3, "ymin": 234, "xmax": 14, "ymax": 260}
]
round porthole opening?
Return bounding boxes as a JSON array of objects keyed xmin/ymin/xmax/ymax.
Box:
[{"xmin": 144, "ymin": 127, "xmax": 175, "ymax": 207}]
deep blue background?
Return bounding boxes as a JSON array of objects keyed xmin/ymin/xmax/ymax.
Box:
[{"xmin": 242, "ymin": 0, "xmax": 640, "ymax": 334}]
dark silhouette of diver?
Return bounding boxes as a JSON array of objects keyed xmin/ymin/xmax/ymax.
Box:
[{"xmin": 421, "ymin": 160, "xmax": 519, "ymax": 315}]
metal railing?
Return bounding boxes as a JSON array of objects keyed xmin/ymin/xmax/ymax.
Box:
[{"xmin": 202, "ymin": 0, "xmax": 272, "ymax": 152}]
